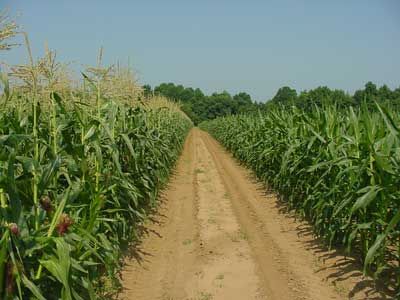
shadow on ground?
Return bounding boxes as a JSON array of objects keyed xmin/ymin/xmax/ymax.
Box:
[{"xmin": 252, "ymin": 175, "xmax": 397, "ymax": 300}]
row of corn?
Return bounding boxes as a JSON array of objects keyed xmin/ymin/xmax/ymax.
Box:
[
  {"xmin": 0, "ymin": 47, "xmax": 192, "ymax": 299},
  {"xmin": 200, "ymin": 104, "xmax": 400, "ymax": 291}
]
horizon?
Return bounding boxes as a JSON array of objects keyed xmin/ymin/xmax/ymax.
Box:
[{"xmin": 2, "ymin": 0, "xmax": 400, "ymax": 101}]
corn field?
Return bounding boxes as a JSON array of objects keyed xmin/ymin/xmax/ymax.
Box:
[
  {"xmin": 200, "ymin": 104, "xmax": 400, "ymax": 290},
  {"xmin": 0, "ymin": 44, "xmax": 192, "ymax": 298}
]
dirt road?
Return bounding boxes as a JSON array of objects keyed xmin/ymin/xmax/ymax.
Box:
[{"xmin": 120, "ymin": 129, "xmax": 390, "ymax": 300}]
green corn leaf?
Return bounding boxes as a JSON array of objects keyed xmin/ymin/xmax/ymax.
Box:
[
  {"xmin": 83, "ymin": 126, "xmax": 97, "ymax": 142},
  {"xmin": 0, "ymin": 230, "xmax": 9, "ymax": 295},
  {"xmin": 351, "ymin": 185, "xmax": 381, "ymax": 213},
  {"xmin": 50, "ymin": 91, "xmax": 67, "ymax": 115},
  {"xmin": 21, "ymin": 274, "xmax": 46, "ymax": 300},
  {"xmin": 47, "ymin": 188, "xmax": 70, "ymax": 237},
  {"xmin": 375, "ymin": 101, "xmax": 399, "ymax": 137},
  {"xmin": 365, "ymin": 210, "xmax": 400, "ymax": 269},
  {"xmin": 38, "ymin": 156, "xmax": 61, "ymax": 197}
]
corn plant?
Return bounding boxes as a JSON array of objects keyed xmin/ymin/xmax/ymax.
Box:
[
  {"xmin": 0, "ymin": 49, "xmax": 192, "ymax": 299},
  {"xmin": 0, "ymin": 10, "xmax": 19, "ymax": 51},
  {"xmin": 200, "ymin": 103, "xmax": 400, "ymax": 292}
]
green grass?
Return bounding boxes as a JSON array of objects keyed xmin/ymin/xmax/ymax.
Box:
[{"xmin": 183, "ymin": 239, "xmax": 193, "ymax": 246}]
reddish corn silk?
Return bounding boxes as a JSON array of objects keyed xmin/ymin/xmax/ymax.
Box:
[
  {"xmin": 8, "ymin": 223, "xmax": 19, "ymax": 237},
  {"xmin": 57, "ymin": 213, "xmax": 74, "ymax": 236},
  {"xmin": 40, "ymin": 195, "xmax": 53, "ymax": 213}
]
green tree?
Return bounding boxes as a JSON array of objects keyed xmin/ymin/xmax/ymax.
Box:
[
  {"xmin": 271, "ymin": 86, "xmax": 297, "ymax": 105},
  {"xmin": 142, "ymin": 84, "xmax": 152, "ymax": 97}
]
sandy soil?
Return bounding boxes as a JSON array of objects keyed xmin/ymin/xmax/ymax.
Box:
[{"xmin": 120, "ymin": 128, "xmax": 393, "ymax": 300}]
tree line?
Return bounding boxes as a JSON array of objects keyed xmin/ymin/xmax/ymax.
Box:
[{"xmin": 143, "ymin": 82, "xmax": 400, "ymax": 124}]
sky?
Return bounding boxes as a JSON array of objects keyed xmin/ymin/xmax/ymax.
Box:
[{"xmin": 1, "ymin": 0, "xmax": 400, "ymax": 101}]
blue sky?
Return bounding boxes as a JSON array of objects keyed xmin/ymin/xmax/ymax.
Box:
[{"xmin": 2, "ymin": 0, "xmax": 400, "ymax": 101}]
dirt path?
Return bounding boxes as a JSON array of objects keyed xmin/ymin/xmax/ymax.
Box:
[{"xmin": 120, "ymin": 128, "xmax": 391, "ymax": 300}]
